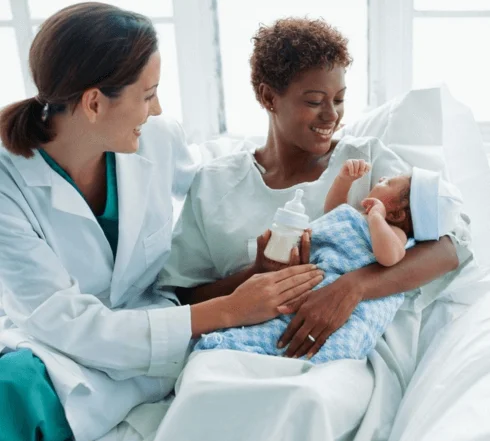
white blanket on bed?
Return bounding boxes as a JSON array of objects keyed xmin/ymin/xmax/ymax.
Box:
[{"xmin": 94, "ymin": 263, "xmax": 490, "ymax": 441}]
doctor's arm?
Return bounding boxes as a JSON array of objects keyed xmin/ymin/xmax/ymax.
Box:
[
  {"xmin": 0, "ymin": 195, "xmax": 321, "ymax": 379},
  {"xmin": 181, "ymin": 229, "xmax": 311, "ymax": 305}
]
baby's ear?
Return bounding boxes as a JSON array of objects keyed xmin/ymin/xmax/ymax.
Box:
[{"xmin": 387, "ymin": 209, "xmax": 406, "ymax": 223}]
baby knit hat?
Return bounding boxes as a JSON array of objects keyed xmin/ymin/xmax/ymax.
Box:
[{"xmin": 410, "ymin": 167, "xmax": 464, "ymax": 241}]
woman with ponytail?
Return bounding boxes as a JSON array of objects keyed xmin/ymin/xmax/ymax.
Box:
[{"xmin": 0, "ymin": 3, "xmax": 319, "ymax": 440}]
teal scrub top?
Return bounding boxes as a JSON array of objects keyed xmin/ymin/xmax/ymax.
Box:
[{"xmin": 39, "ymin": 149, "xmax": 119, "ymax": 256}]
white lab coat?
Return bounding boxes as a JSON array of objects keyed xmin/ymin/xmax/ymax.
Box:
[
  {"xmin": 0, "ymin": 115, "xmax": 197, "ymax": 441},
  {"xmin": 155, "ymin": 135, "xmax": 474, "ymax": 441}
]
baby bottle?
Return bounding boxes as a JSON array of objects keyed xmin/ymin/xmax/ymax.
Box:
[{"xmin": 264, "ymin": 189, "xmax": 310, "ymax": 264}]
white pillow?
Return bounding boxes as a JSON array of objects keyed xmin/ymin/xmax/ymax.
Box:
[{"xmin": 342, "ymin": 85, "xmax": 490, "ymax": 267}]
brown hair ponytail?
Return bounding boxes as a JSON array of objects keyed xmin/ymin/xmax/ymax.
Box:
[
  {"xmin": 0, "ymin": 97, "xmax": 54, "ymax": 158},
  {"xmin": 0, "ymin": 2, "xmax": 157, "ymax": 158}
]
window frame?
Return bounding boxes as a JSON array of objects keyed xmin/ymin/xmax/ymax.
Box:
[
  {"xmin": 368, "ymin": 0, "xmax": 490, "ymax": 147},
  {"xmin": 1, "ymin": 0, "xmax": 488, "ymax": 146},
  {"xmin": 6, "ymin": 0, "xmax": 35, "ymax": 96}
]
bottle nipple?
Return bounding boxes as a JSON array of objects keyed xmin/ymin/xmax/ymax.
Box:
[{"xmin": 284, "ymin": 189, "xmax": 306, "ymax": 214}]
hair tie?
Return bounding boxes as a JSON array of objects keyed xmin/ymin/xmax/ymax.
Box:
[
  {"xmin": 41, "ymin": 103, "xmax": 50, "ymax": 122},
  {"xmin": 34, "ymin": 95, "xmax": 50, "ymax": 122}
]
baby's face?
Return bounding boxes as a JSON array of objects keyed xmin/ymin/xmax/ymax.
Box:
[{"xmin": 368, "ymin": 175, "xmax": 410, "ymax": 211}]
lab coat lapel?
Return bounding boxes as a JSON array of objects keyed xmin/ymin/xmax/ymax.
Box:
[
  {"xmin": 50, "ymin": 172, "xmax": 97, "ymax": 220},
  {"xmin": 112, "ymin": 152, "xmax": 154, "ymax": 287},
  {"xmin": 9, "ymin": 150, "xmax": 96, "ymax": 221}
]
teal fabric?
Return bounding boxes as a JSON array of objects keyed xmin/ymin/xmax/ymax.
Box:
[
  {"xmin": 39, "ymin": 150, "xmax": 119, "ymax": 256},
  {"xmin": 0, "ymin": 349, "xmax": 73, "ymax": 441}
]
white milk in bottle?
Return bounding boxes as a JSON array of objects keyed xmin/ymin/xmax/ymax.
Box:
[{"xmin": 264, "ymin": 189, "xmax": 310, "ymax": 264}]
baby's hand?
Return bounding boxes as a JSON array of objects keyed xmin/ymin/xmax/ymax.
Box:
[
  {"xmin": 362, "ymin": 197, "xmax": 386, "ymax": 218},
  {"xmin": 339, "ymin": 160, "xmax": 371, "ymax": 181}
]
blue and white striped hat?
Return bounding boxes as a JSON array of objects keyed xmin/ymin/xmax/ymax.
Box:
[{"xmin": 410, "ymin": 167, "xmax": 464, "ymax": 241}]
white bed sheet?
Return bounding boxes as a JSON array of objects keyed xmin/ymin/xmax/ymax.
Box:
[
  {"xmin": 93, "ymin": 263, "xmax": 490, "ymax": 441},
  {"xmin": 390, "ymin": 282, "xmax": 490, "ymax": 441}
]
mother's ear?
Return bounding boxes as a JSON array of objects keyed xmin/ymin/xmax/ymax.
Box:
[{"xmin": 258, "ymin": 83, "xmax": 276, "ymax": 112}]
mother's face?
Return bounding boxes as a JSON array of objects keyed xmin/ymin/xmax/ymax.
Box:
[{"xmin": 271, "ymin": 65, "xmax": 346, "ymax": 155}]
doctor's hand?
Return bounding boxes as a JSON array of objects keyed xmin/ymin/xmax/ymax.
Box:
[
  {"xmin": 227, "ymin": 264, "xmax": 323, "ymax": 327},
  {"xmin": 253, "ymin": 229, "xmax": 311, "ymax": 273},
  {"xmin": 276, "ymin": 271, "xmax": 363, "ymax": 359}
]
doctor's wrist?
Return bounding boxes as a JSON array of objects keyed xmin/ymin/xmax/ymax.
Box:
[
  {"xmin": 190, "ymin": 296, "xmax": 236, "ymax": 338},
  {"xmin": 216, "ymin": 296, "xmax": 238, "ymax": 328}
]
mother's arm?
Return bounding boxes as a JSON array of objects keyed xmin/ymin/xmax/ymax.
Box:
[
  {"xmin": 356, "ymin": 236, "xmax": 458, "ymax": 299},
  {"xmin": 278, "ymin": 236, "xmax": 459, "ymax": 359},
  {"xmin": 278, "ymin": 136, "xmax": 471, "ymax": 359}
]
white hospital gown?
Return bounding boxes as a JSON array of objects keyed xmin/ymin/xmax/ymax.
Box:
[{"xmin": 155, "ymin": 135, "xmax": 472, "ymax": 441}]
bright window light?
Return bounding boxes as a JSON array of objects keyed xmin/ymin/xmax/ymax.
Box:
[
  {"xmin": 28, "ymin": 0, "xmax": 173, "ymax": 19},
  {"xmin": 0, "ymin": 0, "xmax": 12, "ymax": 20},
  {"xmin": 413, "ymin": 17, "xmax": 490, "ymax": 121},
  {"xmin": 155, "ymin": 24, "xmax": 183, "ymax": 122},
  {"xmin": 414, "ymin": 0, "xmax": 490, "ymax": 11},
  {"xmin": 0, "ymin": 28, "xmax": 26, "ymax": 109}
]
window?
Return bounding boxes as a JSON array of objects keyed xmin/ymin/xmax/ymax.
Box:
[
  {"xmin": 1, "ymin": 0, "xmax": 181, "ymax": 122},
  {"xmin": 28, "ymin": 0, "xmax": 173, "ymax": 18},
  {"xmin": 414, "ymin": 0, "xmax": 490, "ymax": 11},
  {"xmin": 0, "ymin": 0, "xmax": 11, "ymax": 19},
  {"xmin": 217, "ymin": 0, "xmax": 368, "ymax": 136},
  {"xmin": 0, "ymin": 28, "xmax": 24, "ymax": 109},
  {"xmin": 412, "ymin": 17, "xmax": 490, "ymax": 122},
  {"xmin": 412, "ymin": 2, "xmax": 490, "ymax": 148},
  {"xmin": 0, "ymin": 0, "xmax": 487, "ymax": 145},
  {"xmin": 370, "ymin": 0, "xmax": 489, "ymax": 146}
]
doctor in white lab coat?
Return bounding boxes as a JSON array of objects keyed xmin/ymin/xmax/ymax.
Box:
[{"xmin": 0, "ymin": 4, "xmax": 321, "ymax": 441}]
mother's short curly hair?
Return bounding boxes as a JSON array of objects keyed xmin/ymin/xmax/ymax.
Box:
[{"xmin": 250, "ymin": 17, "xmax": 352, "ymax": 103}]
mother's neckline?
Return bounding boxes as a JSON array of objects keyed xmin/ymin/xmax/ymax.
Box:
[{"xmin": 251, "ymin": 138, "xmax": 340, "ymax": 190}]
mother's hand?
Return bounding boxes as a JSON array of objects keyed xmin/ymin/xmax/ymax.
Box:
[
  {"xmin": 253, "ymin": 229, "xmax": 311, "ymax": 273},
  {"xmin": 277, "ymin": 272, "xmax": 364, "ymax": 359}
]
